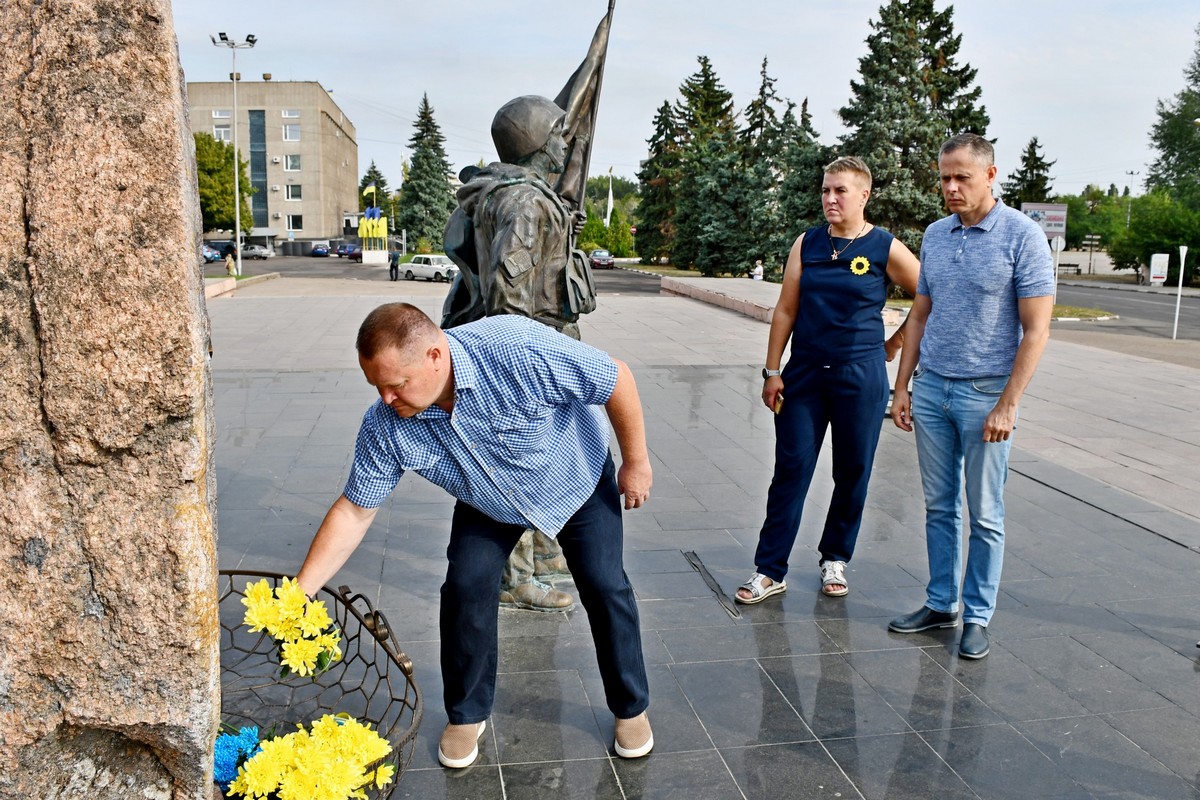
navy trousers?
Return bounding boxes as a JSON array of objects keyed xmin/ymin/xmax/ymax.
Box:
[
  {"xmin": 754, "ymin": 358, "xmax": 888, "ymax": 582},
  {"xmin": 440, "ymin": 455, "xmax": 649, "ymax": 724}
]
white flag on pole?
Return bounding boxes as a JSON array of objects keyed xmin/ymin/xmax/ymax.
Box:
[{"xmin": 604, "ymin": 169, "xmax": 613, "ymax": 228}]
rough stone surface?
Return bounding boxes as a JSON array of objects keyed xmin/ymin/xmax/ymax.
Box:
[{"xmin": 0, "ymin": 1, "xmax": 219, "ymax": 797}]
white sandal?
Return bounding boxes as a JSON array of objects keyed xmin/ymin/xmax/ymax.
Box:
[
  {"xmin": 735, "ymin": 572, "xmax": 787, "ymax": 604},
  {"xmin": 820, "ymin": 561, "xmax": 849, "ymax": 597}
]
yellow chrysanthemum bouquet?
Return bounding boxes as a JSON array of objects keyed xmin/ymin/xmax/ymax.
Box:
[
  {"xmin": 241, "ymin": 577, "xmax": 343, "ymax": 678},
  {"xmin": 225, "ymin": 713, "xmax": 395, "ymax": 800}
]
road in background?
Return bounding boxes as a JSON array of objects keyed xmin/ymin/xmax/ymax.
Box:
[{"xmin": 1055, "ymin": 283, "xmax": 1200, "ymax": 342}]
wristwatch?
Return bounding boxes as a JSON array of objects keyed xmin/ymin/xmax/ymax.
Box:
[{"xmin": 762, "ymin": 368, "xmax": 782, "ymax": 379}]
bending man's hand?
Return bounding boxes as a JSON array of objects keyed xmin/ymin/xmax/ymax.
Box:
[{"xmin": 617, "ymin": 458, "xmax": 653, "ymax": 510}]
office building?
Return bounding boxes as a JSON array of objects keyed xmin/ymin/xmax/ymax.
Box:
[{"xmin": 186, "ymin": 79, "xmax": 358, "ymax": 247}]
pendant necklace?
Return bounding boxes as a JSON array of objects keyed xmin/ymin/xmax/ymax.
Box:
[{"xmin": 829, "ymin": 221, "xmax": 868, "ymax": 260}]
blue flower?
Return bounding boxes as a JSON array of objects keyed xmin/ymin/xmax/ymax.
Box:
[{"xmin": 214, "ymin": 726, "xmax": 260, "ymax": 791}]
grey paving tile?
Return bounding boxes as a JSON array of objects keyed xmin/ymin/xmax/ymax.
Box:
[
  {"xmin": 721, "ymin": 741, "xmax": 861, "ymax": 798},
  {"xmin": 658, "ymin": 620, "xmax": 838, "ymax": 663},
  {"xmin": 1017, "ymin": 716, "xmax": 1200, "ymax": 799},
  {"xmin": 1104, "ymin": 706, "xmax": 1200, "ymax": 787},
  {"xmin": 824, "ymin": 732, "xmax": 978, "ymax": 800},
  {"xmin": 758, "ymin": 653, "xmax": 910, "ymax": 739},
  {"xmin": 669, "ymin": 659, "xmax": 815, "ymax": 748},
  {"xmin": 848, "ymin": 649, "xmax": 1003, "ymax": 732},
  {"xmin": 491, "ymin": 670, "xmax": 610, "ymax": 763},
  {"xmin": 497, "ymin": 759, "xmax": 623, "ymax": 799},
  {"xmin": 920, "ymin": 723, "xmax": 1094, "ymax": 800},
  {"xmin": 611, "ymin": 750, "xmax": 743, "ymax": 800},
  {"xmin": 1002, "ymin": 636, "xmax": 1173, "ymax": 714}
]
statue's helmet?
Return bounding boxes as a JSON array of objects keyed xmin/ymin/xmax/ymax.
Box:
[{"xmin": 491, "ymin": 95, "xmax": 566, "ymax": 165}]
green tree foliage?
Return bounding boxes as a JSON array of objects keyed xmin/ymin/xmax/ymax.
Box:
[
  {"xmin": 1001, "ymin": 137, "xmax": 1055, "ymax": 207},
  {"xmin": 776, "ymin": 100, "xmax": 833, "ymax": 260},
  {"xmin": 635, "ymin": 101, "xmax": 684, "ymax": 263},
  {"xmin": 194, "ymin": 132, "xmax": 251, "ymax": 234},
  {"xmin": 1146, "ymin": 22, "xmax": 1200, "ymax": 209},
  {"xmin": 603, "ymin": 206, "xmax": 636, "ymax": 257},
  {"xmin": 675, "ymin": 129, "xmax": 757, "ymax": 276},
  {"xmin": 395, "ymin": 94, "xmax": 456, "ymax": 247},
  {"xmin": 674, "ymin": 55, "xmax": 736, "ymax": 139},
  {"xmin": 1108, "ymin": 190, "xmax": 1200, "ymax": 282},
  {"xmin": 577, "ymin": 202, "xmax": 608, "ymax": 253},
  {"xmin": 585, "ymin": 174, "xmax": 639, "ymax": 228},
  {"xmin": 1055, "ymin": 185, "xmax": 1126, "ymax": 250},
  {"xmin": 839, "ymin": 0, "xmax": 989, "ymax": 249}
]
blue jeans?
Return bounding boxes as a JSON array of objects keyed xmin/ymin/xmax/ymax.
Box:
[
  {"xmin": 440, "ymin": 455, "xmax": 649, "ymax": 724},
  {"xmin": 912, "ymin": 367, "xmax": 1013, "ymax": 626},
  {"xmin": 754, "ymin": 358, "xmax": 889, "ymax": 582}
]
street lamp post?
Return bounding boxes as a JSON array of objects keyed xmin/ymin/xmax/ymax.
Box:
[
  {"xmin": 1124, "ymin": 170, "xmax": 1139, "ymax": 228},
  {"xmin": 210, "ymin": 32, "xmax": 257, "ymax": 277}
]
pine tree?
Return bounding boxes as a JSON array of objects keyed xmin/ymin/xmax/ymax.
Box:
[
  {"xmin": 635, "ymin": 100, "xmax": 685, "ymax": 263},
  {"xmin": 738, "ymin": 59, "xmax": 793, "ymax": 269},
  {"xmin": 775, "ymin": 100, "xmax": 832, "ymax": 264},
  {"xmin": 359, "ymin": 161, "xmax": 389, "ymax": 211},
  {"xmin": 675, "ymin": 55, "xmax": 736, "ymax": 140},
  {"xmin": 1000, "ymin": 137, "xmax": 1055, "ymax": 207},
  {"xmin": 674, "ymin": 129, "xmax": 755, "ymax": 276},
  {"xmin": 395, "ymin": 94, "xmax": 456, "ymax": 248},
  {"xmin": 1147, "ymin": 22, "xmax": 1200, "ymax": 209},
  {"xmin": 839, "ymin": 0, "xmax": 989, "ymax": 248},
  {"xmin": 662, "ymin": 57, "xmax": 739, "ymax": 269}
]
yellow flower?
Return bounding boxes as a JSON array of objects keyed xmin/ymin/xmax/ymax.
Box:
[
  {"xmin": 313, "ymin": 632, "xmax": 343, "ymax": 663},
  {"xmin": 373, "ymin": 763, "xmax": 395, "ymax": 788},
  {"xmin": 281, "ymin": 637, "xmax": 322, "ymax": 676},
  {"xmin": 298, "ymin": 599, "xmax": 333, "ymax": 637},
  {"xmin": 849, "ymin": 256, "xmax": 871, "ymax": 276}
]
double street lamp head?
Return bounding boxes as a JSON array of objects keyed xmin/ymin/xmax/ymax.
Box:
[{"xmin": 209, "ymin": 32, "xmax": 257, "ymax": 49}]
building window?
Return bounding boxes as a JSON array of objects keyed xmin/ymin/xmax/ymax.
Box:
[
  {"xmin": 213, "ymin": 125, "xmax": 231, "ymax": 142},
  {"xmin": 283, "ymin": 124, "xmax": 301, "ymax": 141},
  {"xmin": 282, "ymin": 109, "xmax": 300, "ymax": 118},
  {"xmin": 212, "ymin": 109, "xmax": 231, "ymax": 118},
  {"xmin": 285, "ymin": 185, "xmax": 302, "ymax": 201},
  {"xmin": 286, "ymin": 215, "xmax": 303, "ymax": 231},
  {"xmin": 284, "ymin": 154, "xmax": 301, "ymax": 171}
]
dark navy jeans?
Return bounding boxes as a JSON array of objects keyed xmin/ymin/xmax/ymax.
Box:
[
  {"xmin": 754, "ymin": 357, "xmax": 889, "ymax": 582},
  {"xmin": 440, "ymin": 454, "xmax": 649, "ymax": 724}
]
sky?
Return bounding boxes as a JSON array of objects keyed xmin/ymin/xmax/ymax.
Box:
[{"xmin": 170, "ymin": 1, "xmax": 1199, "ymax": 198}]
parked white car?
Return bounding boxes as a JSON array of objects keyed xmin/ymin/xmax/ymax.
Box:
[
  {"xmin": 403, "ymin": 254, "xmax": 458, "ymax": 282},
  {"xmin": 242, "ymin": 244, "xmax": 275, "ymax": 260}
]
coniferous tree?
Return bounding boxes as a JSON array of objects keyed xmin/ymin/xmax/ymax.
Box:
[
  {"xmin": 839, "ymin": 0, "xmax": 989, "ymax": 248},
  {"xmin": 775, "ymin": 100, "xmax": 833, "ymax": 264},
  {"xmin": 1146, "ymin": 22, "xmax": 1200, "ymax": 209},
  {"xmin": 738, "ymin": 59, "xmax": 792, "ymax": 269},
  {"xmin": 672, "ymin": 58, "xmax": 739, "ymax": 272},
  {"xmin": 1000, "ymin": 137, "xmax": 1055, "ymax": 207},
  {"xmin": 395, "ymin": 94, "xmax": 456, "ymax": 248},
  {"xmin": 674, "ymin": 55, "xmax": 736, "ymax": 140},
  {"xmin": 635, "ymin": 101, "xmax": 684, "ymax": 263}
]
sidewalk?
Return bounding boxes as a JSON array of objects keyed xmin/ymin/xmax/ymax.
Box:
[{"xmin": 208, "ymin": 275, "xmax": 1200, "ymax": 800}]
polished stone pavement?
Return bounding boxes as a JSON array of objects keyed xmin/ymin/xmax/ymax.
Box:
[{"xmin": 209, "ymin": 275, "xmax": 1200, "ymax": 800}]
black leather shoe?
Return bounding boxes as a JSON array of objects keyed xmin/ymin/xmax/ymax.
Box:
[
  {"xmin": 888, "ymin": 606, "xmax": 959, "ymax": 633},
  {"xmin": 959, "ymin": 623, "xmax": 990, "ymax": 659}
]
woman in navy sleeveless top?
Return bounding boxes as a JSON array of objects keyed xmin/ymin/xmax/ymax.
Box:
[{"xmin": 737, "ymin": 157, "xmax": 920, "ymax": 604}]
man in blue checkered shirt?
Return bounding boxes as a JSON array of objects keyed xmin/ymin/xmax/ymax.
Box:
[{"xmin": 296, "ymin": 303, "xmax": 655, "ymax": 768}]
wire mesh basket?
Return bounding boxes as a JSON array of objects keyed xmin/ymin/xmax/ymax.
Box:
[{"xmin": 218, "ymin": 570, "xmax": 423, "ymax": 797}]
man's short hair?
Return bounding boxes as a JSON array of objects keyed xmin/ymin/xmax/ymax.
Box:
[
  {"xmin": 356, "ymin": 303, "xmax": 439, "ymax": 360},
  {"xmin": 940, "ymin": 133, "xmax": 994, "ymax": 166},
  {"xmin": 824, "ymin": 156, "xmax": 872, "ymax": 189}
]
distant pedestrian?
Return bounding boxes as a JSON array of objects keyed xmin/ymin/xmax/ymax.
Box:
[
  {"xmin": 225, "ymin": 252, "xmax": 235, "ymax": 277},
  {"xmin": 388, "ymin": 250, "xmax": 400, "ymax": 282},
  {"xmin": 737, "ymin": 156, "xmax": 919, "ymax": 605},
  {"xmin": 888, "ymin": 133, "xmax": 1054, "ymax": 660},
  {"xmin": 752, "ymin": 260, "xmax": 764, "ymax": 281}
]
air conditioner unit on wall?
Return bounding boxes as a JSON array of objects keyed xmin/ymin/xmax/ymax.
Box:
[
  {"xmin": 271, "ymin": 185, "xmax": 280, "ymax": 191},
  {"xmin": 271, "ymin": 156, "xmax": 281, "ymax": 163},
  {"xmin": 272, "ymin": 212, "xmax": 282, "ymax": 219}
]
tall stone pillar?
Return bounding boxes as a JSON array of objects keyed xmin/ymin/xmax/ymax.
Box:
[{"xmin": 0, "ymin": 2, "xmax": 219, "ymax": 797}]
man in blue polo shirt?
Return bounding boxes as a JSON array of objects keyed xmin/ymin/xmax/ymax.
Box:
[
  {"xmin": 294, "ymin": 303, "xmax": 654, "ymax": 767},
  {"xmin": 888, "ymin": 133, "xmax": 1055, "ymax": 659}
]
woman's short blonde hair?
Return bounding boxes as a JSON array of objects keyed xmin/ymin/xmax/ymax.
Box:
[{"xmin": 823, "ymin": 156, "xmax": 872, "ymax": 189}]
